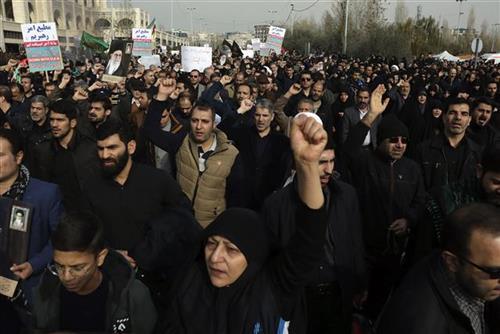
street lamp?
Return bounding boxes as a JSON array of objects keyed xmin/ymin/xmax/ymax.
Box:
[
  {"xmin": 186, "ymin": 7, "xmax": 196, "ymax": 46},
  {"xmin": 456, "ymin": 0, "xmax": 466, "ymax": 35}
]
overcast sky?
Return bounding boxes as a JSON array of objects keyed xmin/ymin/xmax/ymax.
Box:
[{"xmin": 128, "ymin": 0, "xmax": 500, "ymax": 34}]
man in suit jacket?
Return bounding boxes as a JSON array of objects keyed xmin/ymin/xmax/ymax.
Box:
[{"xmin": 341, "ymin": 87, "xmax": 381, "ymax": 150}]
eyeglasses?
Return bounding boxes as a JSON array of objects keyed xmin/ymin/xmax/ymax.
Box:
[
  {"xmin": 457, "ymin": 255, "xmax": 500, "ymax": 279},
  {"xmin": 301, "ymin": 77, "xmax": 312, "ymax": 82},
  {"xmin": 190, "ymin": 75, "xmax": 199, "ymax": 78},
  {"xmin": 388, "ymin": 137, "xmax": 408, "ymax": 144},
  {"xmin": 47, "ymin": 262, "xmax": 93, "ymax": 278}
]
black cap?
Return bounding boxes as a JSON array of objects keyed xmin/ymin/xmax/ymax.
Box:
[{"xmin": 377, "ymin": 114, "xmax": 409, "ymax": 144}]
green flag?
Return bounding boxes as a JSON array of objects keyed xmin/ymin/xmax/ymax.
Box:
[{"xmin": 80, "ymin": 31, "xmax": 109, "ymax": 52}]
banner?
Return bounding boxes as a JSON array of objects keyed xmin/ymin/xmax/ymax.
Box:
[
  {"xmin": 242, "ymin": 50, "xmax": 254, "ymax": 59},
  {"xmin": 21, "ymin": 22, "xmax": 63, "ymax": 72},
  {"xmin": 181, "ymin": 46, "xmax": 212, "ymax": 72},
  {"xmin": 132, "ymin": 28, "xmax": 153, "ymax": 57},
  {"xmin": 266, "ymin": 26, "xmax": 286, "ymax": 55}
]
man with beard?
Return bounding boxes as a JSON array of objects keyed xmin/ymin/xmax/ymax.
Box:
[
  {"xmin": 466, "ymin": 97, "xmax": 499, "ymax": 148},
  {"xmin": 343, "ymin": 85, "xmax": 426, "ymax": 320},
  {"xmin": 78, "ymin": 93, "xmax": 112, "ymax": 140},
  {"xmin": 416, "ymin": 98, "xmax": 482, "ymax": 190},
  {"xmin": 341, "ymin": 87, "xmax": 380, "ymax": 150},
  {"xmin": 413, "ymin": 145, "xmax": 500, "ymax": 262},
  {"xmin": 105, "ymin": 49, "xmax": 125, "ymax": 77},
  {"xmin": 84, "ymin": 119, "xmax": 190, "ymax": 255},
  {"xmin": 143, "ymin": 78, "xmax": 243, "ymax": 227},
  {"xmin": 29, "ymin": 99, "xmax": 99, "ymax": 211}
]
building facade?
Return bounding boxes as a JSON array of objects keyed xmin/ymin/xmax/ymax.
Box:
[{"xmin": 0, "ymin": 0, "xmax": 188, "ymax": 53}]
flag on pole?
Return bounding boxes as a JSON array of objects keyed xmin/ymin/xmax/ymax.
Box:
[{"xmin": 80, "ymin": 31, "xmax": 109, "ymax": 52}]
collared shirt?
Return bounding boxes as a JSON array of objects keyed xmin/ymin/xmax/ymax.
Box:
[
  {"xmin": 444, "ymin": 264, "xmax": 486, "ymax": 334},
  {"xmin": 197, "ymin": 135, "xmax": 217, "ymax": 173},
  {"xmin": 359, "ymin": 109, "xmax": 371, "ymax": 146}
]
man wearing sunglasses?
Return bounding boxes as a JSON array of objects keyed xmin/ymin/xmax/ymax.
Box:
[
  {"xmin": 378, "ymin": 203, "xmax": 500, "ymax": 334},
  {"xmin": 343, "ymin": 85, "xmax": 426, "ymax": 320},
  {"xmin": 31, "ymin": 212, "xmax": 157, "ymax": 333},
  {"xmin": 188, "ymin": 69, "xmax": 206, "ymax": 99}
]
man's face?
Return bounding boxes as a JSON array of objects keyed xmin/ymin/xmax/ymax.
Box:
[
  {"xmin": 480, "ymin": 171, "xmax": 500, "ymax": 206},
  {"xmin": 400, "ymin": 81, "xmax": 411, "ymax": 96},
  {"xmin": 50, "ymin": 111, "xmax": 74, "ymax": 139},
  {"xmin": 297, "ymin": 101, "xmax": 313, "ymax": 113},
  {"xmin": 88, "ymin": 102, "xmax": 109, "ymax": 125},
  {"xmin": 97, "ymin": 133, "xmax": 130, "ymax": 178},
  {"xmin": 144, "ymin": 71, "xmax": 156, "ymax": 85},
  {"xmin": 236, "ymin": 85, "xmax": 251, "ymax": 102},
  {"xmin": 311, "ymin": 83, "xmax": 324, "ymax": 102},
  {"xmin": 443, "ymin": 103, "xmax": 471, "ymax": 136},
  {"xmin": 300, "ymin": 74, "xmax": 313, "ymax": 89},
  {"xmin": 449, "ymin": 68, "xmax": 457, "ymax": 78},
  {"xmin": 205, "ymin": 235, "xmax": 248, "ymax": 287},
  {"xmin": 10, "ymin": 87, "xmax": 23, "ymax": 103},
  {"xmin": 189, "ymin": 70, "xmax": 201, "ymax": 85},
  {"xmin": 356, "ymin": 91, "xmax": 370, "ymax": 110},
  {"xmin": 472, "ymin": 103, "xmax": 493, "ymax": 127},
  {"xmin": 0, "ymin": 138, "xmax": 21, "ymax": 184},
  {"xmin": 45, "ymin": 84, "xmax": 56, "ymax": 98},
  {"xmin": 318, "ymin": 149, "xmax": 335, "ymax": 188},
  {"xmin": 190, "ymin": 108, "xmax": 214, "ymax": 144},
  {"xmin": 21, "ymin": 78, "xmax": 32, "ymax": 93},
  {"xmin": 178, "ymin": 98, "xmax": 193, "ymax": 116},
  {"xmin": 30, "ymin": 102, "xmax": 48, "ymax": 124},
  {"xmin": 379, "ymin": 136, "xmax": 407, "ymax": 160},
  {"xmin": 452, "ymin": 230, "xmax": 500, "ymax": 301},
  {"xmin": 137, "ymin": 91, "xmax": 150, "ymax": 109},
  {"xmin": 110, "ymin": 50, "xmax": 122, "ymax": 63},
  {"xmin": 254, "ymin": 107, "xmax": 273, "ymax": 133},
  {"xmin": 258, "ymin": 81, "xmax": 269, "ymax": 94},
  {"xmin": 285, "ymin": 67, "xmax": 294, "ymax": 77},
  {"xmin": 53, "ymin": 249, "xmax": 105, "ymax": 295},
  {"xmin": 365, "ymin": 66, "xmax": 373, "ymax": 77},
  {"xmin": 235, "ymin": 74, "xmax": 245, "ymax": 85},
  {"xmin": 487, "ymin": 83, "xmax": 497, "ymax": 97}
]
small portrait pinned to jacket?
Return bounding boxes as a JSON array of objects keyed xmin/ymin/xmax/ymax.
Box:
[{"xmin": 9, "ymin": 206, "xmax": 30, "ymax": 232}]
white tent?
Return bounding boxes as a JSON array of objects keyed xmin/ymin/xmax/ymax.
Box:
[
  {"xmin": 433, "ymin": 51, "xmax": 460, "ymax": 62},
  {"xmin": 485, "ymin": 53, "xmax": 500, "ymax": 64}
]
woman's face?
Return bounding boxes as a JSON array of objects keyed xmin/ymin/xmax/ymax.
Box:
[
  {"xmin": 205, "ymin": 235, "xmax": 248, "ymax": 287},
  {"xmin": 339, "ymin": 92, "xmax": 349, "ymax": 103},
  {"xmin": 432, "ymin": 108, "xmax": 443, "ymax": 118}
]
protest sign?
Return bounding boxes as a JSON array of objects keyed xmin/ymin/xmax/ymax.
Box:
[
  {"xmin": 242, "ymin": 50, "xmax": 254, "ymax": 59},
  {"xmin": 251, "ymin": 38, "xmax": 261, "ymax": 51},
  {"xmin": 181, "ymin": 46, "xmax": 212, "ymax": 72},
  {"xmin": 138, "ymin": 54, "xmax": 161, "ymax": 69},
  {"xmin": 132, "ymin": 28, "xmax": 153, "ymax": 57},
  {"xmin": 21, "ymin": 22, "xmax": 63, "ymax": 72},
  {"xmin": 266, "ymin": 26, "xmax": 286, "ymax": 55}
]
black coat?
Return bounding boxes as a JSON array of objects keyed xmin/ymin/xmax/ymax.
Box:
[
  {"xmin": 162, "ymin": 203, "xmax": 327, "ymax": 334},
  {"xmin": 262, "ymin": 179, "xmax": 367, "ymax": 320},
  {"xmin": 377, "ymin": 253, "xmax": 500, "ymax": 334},
  {"xmin": 415, "ymin": 134, "xmax": 482, "ymax": 191},
  {"xmin": 28, "ymin": 131, "xmax": 100, "ymax": 211},
  {"xmin": 343, "ymin": 121, "xmax": 426, "ymax": 254},
  {"xmin": 218, "ymin": 113, "xmax": 291, "ymax": 210},
  {"xmin": 84, "ymin": 162, "xmax": 191, "ymax": 251}
]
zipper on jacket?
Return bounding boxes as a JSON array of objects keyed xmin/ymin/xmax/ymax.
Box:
[{"xmin": 192, "ymin": 171, "xmax": 202, "ymax": 205}]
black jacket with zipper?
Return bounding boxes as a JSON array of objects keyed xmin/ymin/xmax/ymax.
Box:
[
  {"xmin": 32, "ymin": 250, "xmax": 157, "ymax": 334},
  {"xmin": 343, "ymin": 121, "xmax": 426, "ymax": 254}
]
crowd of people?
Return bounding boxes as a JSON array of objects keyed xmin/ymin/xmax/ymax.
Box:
[{"xmin": 0, "ymin": 48, "xmax": 499, "ymax": 334}]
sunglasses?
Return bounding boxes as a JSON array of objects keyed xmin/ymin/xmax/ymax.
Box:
[
  {"xmin": 301, "ymin": 77, "xmax": 312, "ymax": 82},
  {"xmin": 458, "ymin": 255, "xmax": 500, "ymax": 279},
  {"xmin": 388, "ymin": 137, "xmax": 408, "ymax": 144}
]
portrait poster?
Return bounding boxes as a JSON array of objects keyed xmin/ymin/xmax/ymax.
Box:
[
  {"xmin": 102, "ymin": 39, "xmax": 133, "ymax": 83},
  {"xmin": 21, "ymin": 22, "xmax": 63, "ymax": 72}
]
